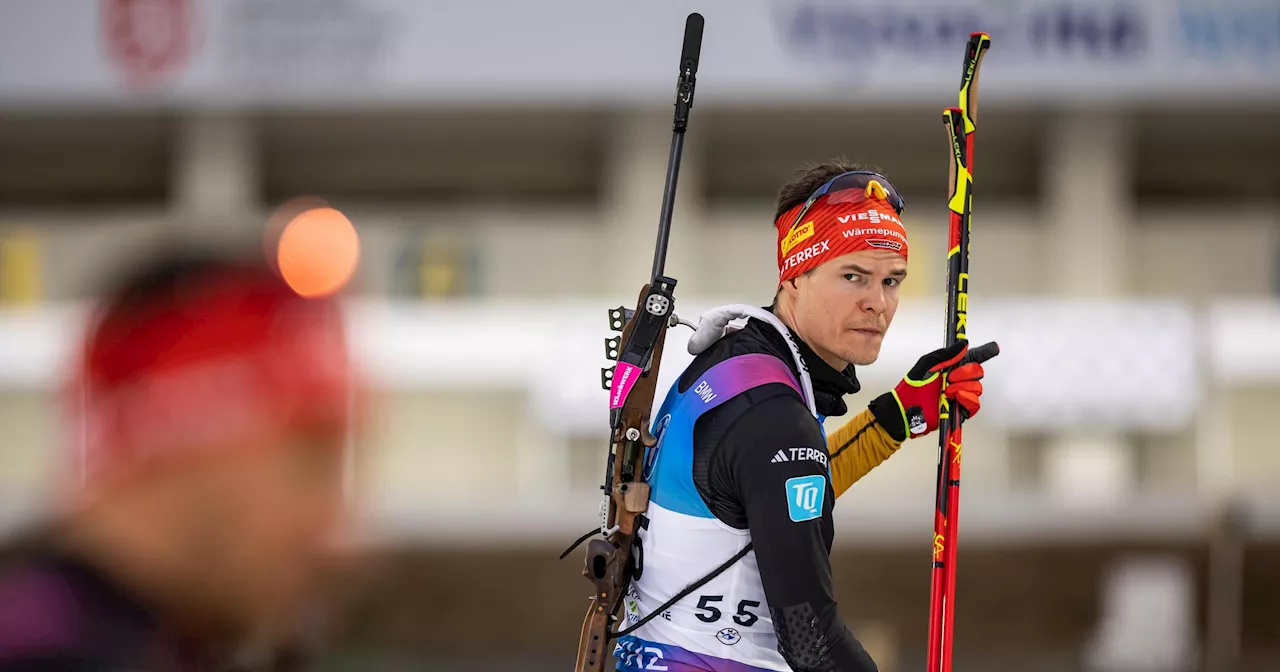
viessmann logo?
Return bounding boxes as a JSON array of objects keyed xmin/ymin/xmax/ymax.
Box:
[{"xmin": 837, "ymin": 210, "xmax": 903, "ymax": 227}]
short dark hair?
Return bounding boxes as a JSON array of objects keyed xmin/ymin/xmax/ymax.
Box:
[
  {"xmin": 104, "ymin": 251, "xmax": 266, "ymax": 312},
  {"xmin": 85, "ymin": 249, "xmax": 300, "ymax": 378},
  {"xmin": 770, "ymin": 159, "xmax": 882, "ymax": 309},
  {"xmin": 773, "ymin": 158, "xmax": 876, "ymax": 221},
  {"xmin": 95, "ymin": 249, "xmax": 282, "ymax": 329}
]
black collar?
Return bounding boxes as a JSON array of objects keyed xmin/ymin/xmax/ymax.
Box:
[
  {"xmin": 23, "ymin": 544, "xmax": 228, "ymax": 667},
  {"xmin": 750, "ymin": 311, "xmax": 860, "ymax": 417},
  {"xmin": 787, "ymin": 325, "xmax": 860, "ymax": 417},
  {"xmin": 791, "ymin": 329, "xmax": 860, "ymax": 394},
  {"xmin": 35, "ymin": 547, "xmax": 158, "ymax": 632}
]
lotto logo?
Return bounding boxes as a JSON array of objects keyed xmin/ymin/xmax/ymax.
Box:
[
  {"xmin": 780, "ymin": 220, "xmax": 815, "ymax": 255},
  {"xmin": 785, "ymin": 475, "xmax": 825, "ymax": 522}
]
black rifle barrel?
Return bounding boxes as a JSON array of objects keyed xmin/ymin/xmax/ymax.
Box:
[{"xmin": 650, "ymin": 12, "xmax": 703, "ymax": 283}]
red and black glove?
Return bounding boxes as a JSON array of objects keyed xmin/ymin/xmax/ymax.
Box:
[{"xmin": 869, "ymin": 340, "xmax": 1000, "ymax": 441}]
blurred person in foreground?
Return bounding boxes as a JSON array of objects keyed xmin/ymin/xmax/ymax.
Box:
[
  {"xmin": 0, "ymin": 251, "xmax": 357, "ymax": 671},
  {"xmin": 615, "ymin": 162, "xmax": 998, "ymax": 672}
]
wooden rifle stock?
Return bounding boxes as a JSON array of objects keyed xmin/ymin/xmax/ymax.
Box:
[{"xmin": 575, "ymin": 285, "xmax": 667, "ymax": 671}]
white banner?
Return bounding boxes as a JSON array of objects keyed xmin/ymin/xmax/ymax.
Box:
[
  {"xmin": 0, "ymin": 0, "xmax": 1277, "ymax": 106},
  {"xmin": 0, "ymin": 297, "xmax": 1237, "ymax": 432}
]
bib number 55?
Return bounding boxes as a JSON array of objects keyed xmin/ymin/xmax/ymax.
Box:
[{"xmin": 694, "ymin": 595, "xmax": 761, "ymax": 627}]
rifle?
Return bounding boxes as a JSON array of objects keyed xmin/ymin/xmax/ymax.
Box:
[
  {"xmin": 570, "ymin": 13, "xmax": 705, "ymax": 672},
  {"xmin": 926, "ymin": 32, "xmax": 992, "ymax": 672}
]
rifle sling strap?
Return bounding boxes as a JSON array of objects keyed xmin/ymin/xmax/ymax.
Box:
[
  {"xmin": 609, "ymin": 541, "xmax": 754, "ymax": 638},
  {"xmin": 559, "ymin": 527, "xmax": 601, "ymax": 560}
]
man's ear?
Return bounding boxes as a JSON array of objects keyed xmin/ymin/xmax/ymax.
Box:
[{"xmin": 775, "ymin": 277, "xmax": 801, "ymax": 308}]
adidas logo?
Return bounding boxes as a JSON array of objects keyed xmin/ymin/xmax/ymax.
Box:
[{"xmin": 770, "ymin": 450, "xmax": 789, "ymax": 463}]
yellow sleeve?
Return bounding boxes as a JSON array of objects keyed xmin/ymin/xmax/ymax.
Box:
[{"xmin": 827, "ymin": 408, "xmax": 904, "ymax": 498}]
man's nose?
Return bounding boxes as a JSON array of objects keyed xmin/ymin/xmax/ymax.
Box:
[{"xmin": 859, "ymin": 286, "xmax": 887, "ymax": 314}]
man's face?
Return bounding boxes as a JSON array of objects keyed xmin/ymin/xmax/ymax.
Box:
[
  {"xmin": 178, "ymin": 427, "xmax": 348, "ymax": 636},
  {"xmin": 787, "ymin": 249, "xmax": 907, "ymax": 366}
]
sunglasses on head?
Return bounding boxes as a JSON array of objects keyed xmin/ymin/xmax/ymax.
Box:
[{"xmin": 787, "ymin": 170, "xmax": 906, "ymax": 231}]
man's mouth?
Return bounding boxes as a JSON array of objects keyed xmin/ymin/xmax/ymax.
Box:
[{"xmin": 850, "ymin": 327, "xmax": 884, "ymax": 336}]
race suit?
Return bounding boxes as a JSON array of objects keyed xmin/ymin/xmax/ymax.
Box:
[{"xmin": 615, "ymin": 311, "xmax": 887, "ymax": 672}]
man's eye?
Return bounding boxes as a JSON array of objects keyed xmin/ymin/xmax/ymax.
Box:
[
  {"xmin": 884, "ymin": 278, "xmax": 900, "ymax": 287},
  {"xmin": 843, "ymin": 274, "xmax": 862, "ymax": 283}
]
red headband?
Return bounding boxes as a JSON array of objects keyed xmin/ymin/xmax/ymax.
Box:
[
  {"xmin": 775, "ymin": 197, "xmax": 909, "ymax": 283},
  {"xmin": 69, "ymin": 270, "xmax": 354, "ymax": 489}
]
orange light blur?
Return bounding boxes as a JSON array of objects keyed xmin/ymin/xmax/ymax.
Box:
[{"xmin": 276, "ymin": 207, "xmax": 360, "ymax": 298}]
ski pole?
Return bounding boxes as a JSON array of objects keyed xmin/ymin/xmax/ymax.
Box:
[{"xmin": 926, "ymin": 32, "xmax": 990, "ymax": 672}]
